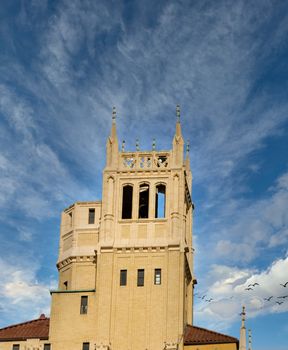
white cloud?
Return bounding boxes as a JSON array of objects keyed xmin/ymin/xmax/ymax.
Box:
[{"xmin": 0, "ymin": 258, "xmax": 56, "ymax": 326}]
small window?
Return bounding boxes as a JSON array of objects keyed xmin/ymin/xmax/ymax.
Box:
[
  {"xmin": 120, "ymin": 269, "xmax": 127, "ymax": 286},
  {"xmin": 80, "ymin": 296, "xmax": 88, "ymax": 314},
  {"xmin": 63, "ymin": 281, "xmax": 68, "ymax": 290},
  {"xmin": 122, "ymin": 185, "xmax": 133, "ymax": 219},
  {"xmin": 88, "ymin": 208, "xmax": 95, "ymax": 224},
  {"xmin": 154, "ymin": 269, "xmax": 161, "ymax": 285},
  {"xmin": 82, "ymin": 343, "xmax": 90, "ymax": 350},
  {"xmin": 44, "ymin": 344, "xmax": 51, "ymax": 350},
  {"xmin": 137, "ymin": 269, "xmax": 144, "ymax": 287},
  {"xmin": 139, "ymin": 184, "xmax": 149, "ymax": 218},
  {"xmin": 69, "ymin": 212, "xmax": 72, "ymax": 226},
  {"xmin": 155, "ymin": 184, "xmax": 166, "ymax": 218},
  {"xmin": 12, "ymin": 345, "xmax": 20, "ymax": 350}
]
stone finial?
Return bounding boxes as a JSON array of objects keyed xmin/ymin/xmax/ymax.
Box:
[
  {"xmin": 176, "ymin": 104, "xmax": 180, "ymax": 122},
  {"xmin": 121, "ymin": 140, "xmax": 125, "ymax": 152},
  {"xmin": 152, "ymin": 138, "xmax": 156, "ymax": 150},
  {"xmin": 112, "ymin": 106, "xmax": 116, "ymax": 122},
  {"xmin": 136, "ymin": 139, "xmax": 140, "ymax": 151}
]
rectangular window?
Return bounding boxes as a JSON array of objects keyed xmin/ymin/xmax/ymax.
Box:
[
  {"xmin": 44, "ymin": 344, "xmax": 51, "ymax": 350},
  {"xmin": 80, "ymin": 296, "xmax": 88, "ymax": 314},
  {"xmin": 12, "ymin": 345, "xmax": 20, "ymax": 350},
  {"xmin": 120, "ymin": 269, "xmax": 127, "ymax": 286},
  {"xmin": 88, "ymin": 208, "xmax": 95, "ymax": 224},
  {"xmin": 82, "ymin": 343, "xmax": 90, "ymax": 350},
  {"xmin": 69, "ymin": 212, "xmax": 72, "ymax": 226},
  {"xmin": 137, "ymin": 269, "xmax": 144, "ymax": 287},
  {"xmin": 154, "ymin": 268, "xmax": 161, "ymax": 285}
]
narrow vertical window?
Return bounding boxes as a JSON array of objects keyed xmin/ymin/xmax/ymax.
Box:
[
  {"xmin": 63, "ymin": 281, "xmax": 68, "ymax": 290},
  {"xmin": 122, "ymin": 185, "xmax": 133, "ymax": 219},
  {"xmin": 80, "ymin": 296, "xmax": 88, "ymax": 314},
  {"xmin": 139, "ymin": 184, "xmax": 149, "ymax": 218},
  {"xmin": 88, "ymin": 208, "xmax": 95, "ymax": 224},
  {"xmin": 44, "ymin": 344, "xmax": 51, "ymax": 350},
  {"xmin": 69, "ymin": 212, "xmax": 72, "ymax": 226},
  {"xmin": 12, "ymin": 345, "xmax": 20, "ymax": 350},
  {"xmin": 155, "ymin": 184, "xmax": 166, "ymax": 218},
  {"xmin": 120, "ymin": 269, "xmax": 127, "ymax": 286},
  {"xmin": 154, "ymin": 268, "xmax": 162, "ymax": 285},
  {"xmin": 82, "ymin": 343, "xmax": 90, "ymax": 350},
  {"xmin": 137, "ymin": 269, "xmax": 144, "ymax": 286}
]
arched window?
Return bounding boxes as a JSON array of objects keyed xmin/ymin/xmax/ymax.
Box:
[
  {"xmin": 139, "ymin": 183, "xmax": 149, "ymax": 219},
  {"xmin": 155, "ymin": 184, "xmax": 166, "ymax": 218},
  {"xmin": 122, "ymin": 185, "xmax": 133, "ymax": 219}
]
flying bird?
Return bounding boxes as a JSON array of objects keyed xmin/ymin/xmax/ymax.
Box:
[
  {"xmin": 248, "ymin": 282, "xmax": 259, "ymax": 287},
  {"xmin": 276, "ymin": 301, "xmax": 284, "ymax": 305},
  {"xmin": 201, "ymin": 295, "xmax": 207, "ymax": 300},
  {"xmin": 245, "ymin": 287, "xmax": 253, "ymax": 291},
  {"xmin": 206, "ymin": 298, "xmax": 213, "ymax": 302},
  {"xmin": 280, "ymin": 282, "xmax": 288, "ymax": 287},
  {"xmin": 277, "ymin": 295, "xmax": 288, "ymax": 299},
  {"xmin": 264, "ymin": 296, "xmax": 273, "ymax": 301}
]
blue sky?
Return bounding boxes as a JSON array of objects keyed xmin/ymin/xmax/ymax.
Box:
[{"xmin": 0, "ymin": 0, "xmax": 288, "ymax": 349}]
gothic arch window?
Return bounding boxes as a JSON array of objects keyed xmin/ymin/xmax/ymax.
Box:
[
  {"xmin": 138, "ymin": 183, "xmax": 149, "ymax": 219},
  {"xmin": 155, "ymin": 184, "xmax": 166, "ymax": 218},
  {"xmin": 122, "ymin": 185, "xmax": 133, "ymax": 219}
]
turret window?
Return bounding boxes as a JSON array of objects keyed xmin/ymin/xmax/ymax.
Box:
[
  {"xmin": 12, "ymin": 345, "xmax": 20, "ymax": 350},
  {"xmin": 139, "ymin": 184, "xmax": 149, "ymax": 218},
  {"xmin": 155, "ymin": 184, "xmax": 166, "ymax": 218},
  {"xmin": 44, "ymin": 344, "xmax": 51, "ymax": 350},
  {"xmin": 80, "ymin": 296, "xmax": 88, "ymax": 314},
  {"xmin": 88, "ymin": 208, "xmax": 95, "ymax": 224},
  {"xmin": 122, "ymin": 185, "xmax": 133, "ymax": 219}
]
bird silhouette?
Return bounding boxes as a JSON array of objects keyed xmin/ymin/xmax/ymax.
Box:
[
  {"xmin": 206, "ymin": 298, "xmax": 213, "ymax": 302},
  {"xmin": 276, "ymin": 301, "xmax": 284, "ymax": 305},
  {"xmin": 280, "ymin": 282, "xmax": 288, "ymax": 287},
  {"xmin": 248, "ymin": 283, "xmax": 259, "ymax": 287},
  {"xmin": 277, "ymin": 295, "xmax": 288, "ymax": 299},
  {"xmin": 201, "ymin": 295, "xmax": 207, "ymax": 300},
  {"xmin": 245, "ymin": 287, "xmax": 253, "ymax": 291},
  {"xmin": 264, "ymin": 296, "xmax": 273, "ymax": 301}
]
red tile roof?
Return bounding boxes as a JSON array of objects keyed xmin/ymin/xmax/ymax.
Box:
[
  {"xmin": 0, "ymin": 315, "xmax": 49, "ymax": 341},
  {"xmin": 184, "ymin": 324, "xmax": 239, "ymax": 345},
  {"xmin": 0, "ymin": 318, "xmax": 238, "ymax": 346}
]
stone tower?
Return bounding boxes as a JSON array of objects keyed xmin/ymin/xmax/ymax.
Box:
[{"xmin": 49, "ymin": 107, "xmax": 194, "ymax": 350}]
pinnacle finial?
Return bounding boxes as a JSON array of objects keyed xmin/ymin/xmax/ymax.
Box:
[
  {"xmin": 136, "ymin": 139, "xmax": 140, "ymax": 151},
  {"xmin": 122, "ymin": 140, "xmax": 125, "ymax": 152},
  {"xmin": 186, "ymin": 140, "xmax": 190, "ymax": 153},
  {"xmin": 176, "ymin": 104, "xmax": 180, "ymax": 122},
  {"xmin": 152, "ymin": 138, "xmax": 156, "ymax": 151},
  {"xmin": 112, "ymin": 106, "xmax": 116, "ymax": 122}
]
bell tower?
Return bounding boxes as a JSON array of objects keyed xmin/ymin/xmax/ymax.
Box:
[
  {"xmin": 49, "ymin": 106, "xmax": 194, "ymax": 350},
  {"xmin": 95, "ymin": 106, "xmax": 194, "ymax": 350}
]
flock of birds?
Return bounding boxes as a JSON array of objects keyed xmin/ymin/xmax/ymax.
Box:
[{"xmin": 195, "ymin": 281, "xmax": 288, "ymax": 307}]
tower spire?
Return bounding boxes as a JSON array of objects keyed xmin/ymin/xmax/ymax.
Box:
[
  {"xmin": 106, "ymin": 106, "xmax": 119, "ymax": 167},
  {"xmin": 172, "ymin": 104, "xmax": 184, "ymax": 166},
  {"xmin": 239, "ymin": 306, "xmax": 247, "ymax": 350}
]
